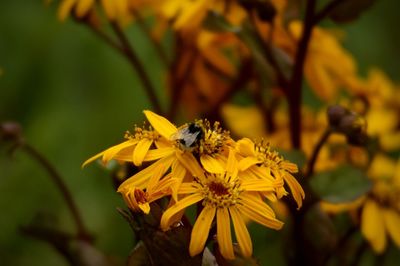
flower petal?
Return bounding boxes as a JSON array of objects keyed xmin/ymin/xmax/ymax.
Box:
[
  {"xmin": 217, "ymin": 208, "xmax": 234, "ymax": 260},
  {"xmin": 200, "ymin": 154, "xmax": 225, "ymax": 174},
  {"xmin": 361, "ymin": 199, "xmax": 386, "ymax": 254},
  {"xmin": 283, "ymin": 173, "xmax": 305, "ymax": 209},
  {"xmin": 240, "ymin": 193, "xmax": 276, "ymax": 218},
  {"xmin": 143, "ymin": 147, "xmax": 175, "ymax": 161},
  {"xmin": 241, "ymin": 179, "xmax": 276, "ymax": 192},
  {"xmin": 103, "ymin": 140, "xmax": 137, "ymax": 164},
  {"xmin": 117, "ymin": 155, "xmax": 174, "ymax": 191},
  {"xmin": 189, "ymin": 206, "xmax": 216, "ymax": 257},
  {"xmin": 236, "ymin": 138, "xmax": 256, "ymax": 157},
  {"xmin": 176, "ymin": 151, "xmax": 205, "ymax": 180},
  {"xmin": 143, "ymin": 110, "xmax": 177, "ymax": 140},
  {"xmin": 170, "ymin": 160, "xmax": 187, "ymax": 201},
  {"xmin": 238, "ymin": 198, "xmax": 283, "ymax": 230},
  {"xmin": 229, "ymin": 206, "xmax": 252, "ymax": 257},
  {"xmin": 76, "ymin": 0, "xmax": 94, "ymax": 17},
  {"xmin": 160, "ymin": 193, "xmax": 203, "ymax": 230},
  {"xmin": 226, "ymin": 148, "xmax": 238, "ymax": 179},
  {"xmin": 238, "ymin": 157, "xmax": 262, "ymax": 171},
  {"xmin": 133, "ymin": 138, "xmax": 153, "ymax": 166},
  {"xmin": 382, "ymin": 208, "xmax": 400, "ymax": 248}
]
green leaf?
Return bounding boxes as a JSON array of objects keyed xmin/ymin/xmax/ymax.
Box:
[
  {"xmin": 328, "ymin": 0, "xmax": 377, "ymax": 24},
  {"xmin": 310, "ymin": 165, "xmax": 372, "ymax": 203},
  {"xmin": 277, "ymin": 149, "xmax": 307, "ymax": 169}
]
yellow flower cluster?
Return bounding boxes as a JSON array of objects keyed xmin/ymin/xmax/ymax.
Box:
[{"xmin": 84, "ymin": 110, "xmax": 304, "ymax": 259}]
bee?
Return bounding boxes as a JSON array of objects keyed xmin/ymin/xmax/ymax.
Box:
[{"xmin": 171, "ymin": 122, "xmax": 204, "ymax": 150}]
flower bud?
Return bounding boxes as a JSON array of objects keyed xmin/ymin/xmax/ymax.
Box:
[
  {"xmin": 0, "ymin": 122, "xmax": 22, "ymax": 141},
  {"xmin": 327, "ymin": 105, "xmax": 347, "ymax": 128}
]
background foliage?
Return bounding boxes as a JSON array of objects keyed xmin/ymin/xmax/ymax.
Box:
[{"xmin": 1, "ymin": 0, "xmax": 399, "ymax": 265}]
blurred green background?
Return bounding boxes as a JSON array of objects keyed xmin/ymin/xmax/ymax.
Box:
[{"xmin": 0, "ymin": 0, "xmax": 399, "ymax": 265}]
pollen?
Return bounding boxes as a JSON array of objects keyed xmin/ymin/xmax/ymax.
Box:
[
  {"xmin": 254, "ymin": 140, "xmax": 298, "ymax": 173},
  {"xmin": 125, "ymin": 125, "xmax": 160, "ymax": 141},
  {"xmin": 197, "ymin": 120, "xmax": 231, "ymax": 156},
  {"xmin": 201, "ymin": 173, "xmax": 241, "ymax": 208}
]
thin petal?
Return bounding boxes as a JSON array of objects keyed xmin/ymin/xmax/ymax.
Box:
[
  {"xmin": 236, "ymin": 138, "xmax": 256, "ymax": 157},
  {"xmin": 138, "ymin": 202, "xmax": 150, "ymax": 214},
  {"xmin": 283, "ymin": 173, "xmax": 305, "ymax": 209},
  {"xmin": 240, "ymin": 193, "xmax": 276, "ymax": 218},
  {"xmin": 238, "ymin": 200, "xmax": 283, "ymax": 230},
  {"xmin": 361, "ymin": 199, "xmax": 386, "ymax": 253},
  {"xmin": 143, "ymin": 110, "xmax": 177, "ymax": 140},
  {"xmin": 176, "ymin": 151, "xmax": 205, "ymax": 180},
  {"xmin": 117, "ymin": 155, "xmax": 174, "ymax": 191},
  {"xmin": 229, "ymin": 206, "xmax": 252, "ymax": 257},
  {"xmin": 103, "ymin": 140, "xmax": 137, "ymax": 164},
  {"xmin": 76, "ymin": 0, "xmax": 94, "ymax": 17},
  {"xmin": 241, "ymin": 179, "xmax": 276, "ymax": 192},
  {"xmin": 226, "ymin": 148, "xmax": 238, "ymax": 179},
  {"xmin": 238, "ymin": 157, "xmax": 262, "ymax": 171},
  {"xmin": 58, "ymin": 0, "xmax": 76, "ymax": 21},
  {"xmin": 217, "ymin": 208, "xmax": 234, "ymax": 260},
  {"xmin": 201, "ymin": 154, "xmax": 225, "ymax": 173},
  {"xmin": 171, "ymin": 160, "xmax": 187, "ymax": 201},
  {"xmin": 160, "ymin": 193, "xmax": 203, "ymax": 230},
  {"xmin": 382, "ymin": 208, "xmax": 400, "ymax": 248},
  {"xmin": 82, "ymin": 151, "xmax": 103, "ymax": 168},
  {"xmin": 189, "ymin": 206, "xmax": 216, "ymax": 257},
  {"xmin": 146, "ymin": 164, "xmax": 166, "ymax": 194},
  {"xmin": 178, "ymin": 182, "xmax": 202, "ymax": 194},
  {"xmin": 133, "ymin": 138, "xmax": 153, "ymax": 166},
  {"xmin": 143, "ymin": 147, "xmax": 175, "ymax": 161}
]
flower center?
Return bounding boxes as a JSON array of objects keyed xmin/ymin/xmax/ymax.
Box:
[
  {"xmin": 201, "ymin": 174, "xmax": 241, "ymax": 208},
  {"xmin": 371, "ymin": 181, "xmax": 400, "ymax": 212},
  {"xmin": 126, "ymin": 125, "xmax": 160, "ymax": 141}
]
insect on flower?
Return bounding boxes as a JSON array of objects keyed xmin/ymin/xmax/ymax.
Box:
[{"xmin": 171, "ymin": 122, "xmax": 204, "ymax": 151}]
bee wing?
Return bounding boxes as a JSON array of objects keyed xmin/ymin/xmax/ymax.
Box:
[
  {"xmin": 170, "ymin": 127, "xmax": 189, "ymax": 141},
  {"xmin": 183, "ymin": 131, "xmax": 201, "ymax": 147}
]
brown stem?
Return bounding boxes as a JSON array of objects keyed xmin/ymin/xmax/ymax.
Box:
[
  {"xmin": 22, "ymin": 143, "xmax": 92, "ymax": 242},
  {"xmin": 313, "ymin": 0, "xmax": 346, "ymax": 25},
  {"xmin": 111, "ymin": 23, "xmax": 163, "ymax": 114},
  {"xmin": 306, "ymin": 128, "xmax": 332, "ymax": 178},
  {"xmin": 288, "ymin": 0, "xmax": 316, "ymax": 149}
]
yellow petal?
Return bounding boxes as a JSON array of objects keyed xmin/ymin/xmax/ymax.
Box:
[
  {"xmin": 229, "ymin": 206, "xmax": 252, "ymax": 257},
  {"xmin": 117, "ymin": 155, "xmax": 174, "ymax": 191},
  {"xmin": 241, "ymin": 179, "xmax": 275, "ymax": 192},
  {"xmin": 361, "ymin": 199, "xmax": 386, "ymax": 254},
  {"xmin": 138, "ymin": 202, "xmax": 150, "ymax": 214},
  {"xmin": 176, "ymin": 152, "xmax": 205, "ymax": 180},
  {"xmin": 200, "ymin": 154, "xmax": 225, "ymax": 174},
  {"xmin": 58, "ymin": 0, "xmax": 76, "ymax": 21},
  {"xmin": 133, "ymin": 138, "xmax": 153, "ymax": 166},
  {"xmin": 382, "ymin": 208, "xmax": 400, "ymax": 248},
  {"xmin": 160, "ymin": 193, "xmax": 203, "ymax": 230},
  {"xmin": 170, "ymin": 160, "xmax": 187, "ymax": 201},
  {"xmin": 143, "ymin": 110, "xmax": 177, "ymax": 140},
  {"xmin": 226, "ymin": 148, "xmax": 238, "ymax": 179},
  {"xmin": 82, "ymin": 151, "xmax": 103, "ymax": 168},
  {"xmin": 174, "ymin": 0, "xmax": 208, "ymax": 30},
  {"xmin": 143, "ymin": 147, "xmax": 175, "ymax": 161},
  {"xmin": 217, "ymin": 208, "xmax": 234, "ymax": 260},
  {"xmin": 146, "ymin": 164, "xmax": 166, "ymax": 194},
  {"xmin": 189, "ymin": 206, "xmax": 216, "ymax": 257},
  {"xmin": 236, "ymin": 138, "xmax": 256, "ymax": 157},
  {"xmin": 101, "ymin": 0, "xmax": 116, "ymax": 19},
  {"xmin": 103, "ymin": 140, "xmax": 137, "ymax": 164},
  {"xmin": 238, "ymin": 157, "xmax": 262, "ymax": 171},
  {"xmin": 283, "ymin": 173, "xmax": 305, "ymax": 209},
  {"xmin": 75, "ymin": 0, "xmax": 94, "ymax": 17},
  {"xmin": 240, "ymin": 193, "xmax": 276, "ymax": 218},
  {"xmin": 238, "ymin": 197, "xmax": 283, "ymax": 230}
]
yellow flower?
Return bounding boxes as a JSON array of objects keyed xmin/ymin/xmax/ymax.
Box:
[
  {"xmin": 289, "ymin": 21, "xmax": 357, "ymax": 101},
  {"xmin": 120, "ymin": 165, "xmax": 177, "ymax": 214},
  {"xmin": 236, "ymin": 138, "xmax": 305, "ymax": 209},
  {"xmin": 117, "ymin": 110, "xmax": 234, "ymax": 195},
  {"xmin": 82, "ymin": 125, "xmax": 164, "ymax": 167},
  {"xmin": 321, "ymin": 155, "xmax": 400, "ymax": 254},
  {"xmin": 58, "ymin": 0, "xmax": 132, "ymax": 22},
  {"xmin": 162, "ymin": 0, "xmax": 246, "ymax": 31},
  {"xmin": 160, "ymin": 169, "xmax": 283, "ymax": 259}
]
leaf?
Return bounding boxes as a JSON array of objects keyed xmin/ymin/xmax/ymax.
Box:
[
  {"xmin": 277, "ymin": 149, "xmax": 307, "ymax": 169},
  {"xmin": 310, "ymin": 165, "xmax": 372, "ymax": 203},
  {"xmin": 328, "ymin": 0, "xmax": 377, "ymax": 24}
]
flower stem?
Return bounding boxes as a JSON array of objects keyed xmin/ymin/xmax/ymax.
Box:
[
  {"xmin": 110, "ymin": 22, "xmax": 163, "ymax": 114},
  {"xmin": 288, "ymin": 0, "xmax": 316, "ymax": 149},
  {"xmin": 306, "ymin": 128, "xmax": 332, "ymax": 178},
  {"xmin": 22, "ymin": 143, "xmax": 92, "ymax": 242},
  {"xmin": 313, "ymin": 0, "xmax": 346, "ymax": 25}
]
